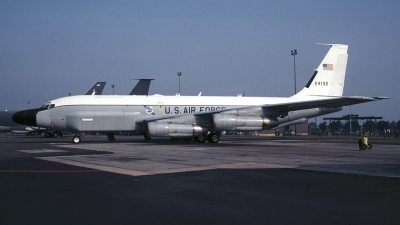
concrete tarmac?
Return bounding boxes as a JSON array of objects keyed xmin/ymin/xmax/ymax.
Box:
[{"xmin": 1, "ymin": 134, "xmax": 400, "ymax": 224}]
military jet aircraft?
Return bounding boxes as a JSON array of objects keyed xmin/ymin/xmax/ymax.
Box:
[{"xmin": 12, "ymin": 44, "xmax": 388, "ymax": 143}]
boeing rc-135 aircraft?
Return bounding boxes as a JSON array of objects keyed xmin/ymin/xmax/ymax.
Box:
[{"xmin": 12, "ymin": 44, "xmax": 388, "ymax": 143}]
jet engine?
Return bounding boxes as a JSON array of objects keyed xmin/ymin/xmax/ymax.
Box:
[
  {"xmin": 147, "ymin": 122, "xmax": 207, "ymax": 137},
  {"xmin": 212, "ymin": 114, "xmax": 279, "ymax": 131}
]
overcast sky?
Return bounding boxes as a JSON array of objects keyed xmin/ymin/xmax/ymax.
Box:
[{"xmin": 1, "ymin": 0, "xmax": 399, "ymax": 122}]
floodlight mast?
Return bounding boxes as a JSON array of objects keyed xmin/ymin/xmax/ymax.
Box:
[{"xmin": 177, "ymin": 72, "xmax": 182, "ymax": 94}]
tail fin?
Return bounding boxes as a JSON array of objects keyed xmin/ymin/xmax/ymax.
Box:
[
  {"xmin": 291, "ymin": 44, "xmax": 348, "ymax": 98},
  {"xmin": 85, "ymin": 82, "xmax": 106, "ymax": 95},
  {"xmin": 129, "ymin": 79, "xmax": 154, "ymax": 96}
]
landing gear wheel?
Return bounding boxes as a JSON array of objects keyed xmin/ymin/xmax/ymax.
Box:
[
  {"xmin": 367, "ymin": 144, "xmax": 372, "ymax": 149},
  {"xmin": 196, "ymin": 134, "xmax": 206, "ymax": 143},
  {"xmin": 72, "ymin": 136, "xmax": 81, "ymax": 144},
  {"xmin": 53, "ymin": 132, "xmax": 59, "ymax": 138},
  {"xmin": 45, "ymin": 132, "xmax": 52, "ymax": 138},
  {"xmin": 208, "ymin": 133, "xmax": 220, "ymax": 143}
]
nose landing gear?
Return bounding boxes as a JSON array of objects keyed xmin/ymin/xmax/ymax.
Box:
[
  {"xmin": 72, "ymin": 136, "xmax": 81, "ymax": 144},
  {"xmin": 72, "ymin": 133, "xmax": 83, "ymax": 144}
]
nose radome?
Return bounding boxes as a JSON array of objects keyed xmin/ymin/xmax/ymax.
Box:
[{"xmin": 12, "ymin": 108, "xmax": 42, "ymax": 126}]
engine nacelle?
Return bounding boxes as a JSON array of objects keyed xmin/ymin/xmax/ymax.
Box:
[
  {"xmin": 212, "ymin": 114, "xmax": 279, "ymax": 131},
  {"xmin": 147, "ymin": 122, "xmax": 207, "ymax": 137}
]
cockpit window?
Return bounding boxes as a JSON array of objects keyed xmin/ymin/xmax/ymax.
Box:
[{"xmin": 41, "ymin": 102, "xmax": 55, "ymax": 110}]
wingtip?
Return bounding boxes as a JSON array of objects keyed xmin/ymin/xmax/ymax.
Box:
[{"xmin": 373, "ymin": 96, "xmax": 390, "ymax": 100}]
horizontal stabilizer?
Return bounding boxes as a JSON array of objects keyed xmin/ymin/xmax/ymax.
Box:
[{"xmin": 263, "ymin": 96, "xmax": 386, "ymax": 113}]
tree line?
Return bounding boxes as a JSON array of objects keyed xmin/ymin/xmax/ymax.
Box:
[{"xmin": 309, "ymin": 120, "xmax": 400, "ymax": 135}]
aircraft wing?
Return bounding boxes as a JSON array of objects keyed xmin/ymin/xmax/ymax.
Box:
[
  {"xmin": 191, "ymin": 96, "xmax": 388, "ymax": 117},
  {"xmin": 260, "ymin": 96, "xmax": 389, "ymax": 115},
  {"xmin": 136, "ymin": 96, "xmax": 389, "ymax": 124}
]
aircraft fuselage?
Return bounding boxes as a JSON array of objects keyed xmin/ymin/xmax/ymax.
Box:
[{"xmin": 29, "ymin": 95, "xmax": 341, "ymax": 133}]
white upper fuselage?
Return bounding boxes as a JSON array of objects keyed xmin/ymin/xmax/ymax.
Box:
[{"xmin": 47, "ymin": 94, "xmax": 321, "ymax": 108}]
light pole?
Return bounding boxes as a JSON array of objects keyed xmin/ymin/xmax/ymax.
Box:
[
  {"xmin": 291, "ymin": 49, "xmax": 298, "ymax": 135},
  {"xmin": 177, "ymin": 72, "xmax": 182, "ymax": 94},
  {"xmin": 350, "ymin": 106, "xmax": 352, "ymax": 136},
  {"xmin": 291, "ymin": 49, "xmax": 297, "ymax": 93}
]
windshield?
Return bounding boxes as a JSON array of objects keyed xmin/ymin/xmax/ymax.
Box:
[{"xmin": 41, "ymin": 102, "xmax": 55, "ymax": 109}]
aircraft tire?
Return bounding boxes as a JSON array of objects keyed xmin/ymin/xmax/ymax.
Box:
[
  {"xmin": 196, "ymin": 134, "xmax": 206, "ymax": 143},
  {"xmin": 208, "ymin": 133, "xmax": 220, "ymax": 143},
  {"xmin": 44, "ymin": 132, "xmax": 52, "ymax": 138},
  {"xmin": 53, "ymin": 132, "xmax": 59, "ymax": 138},
  {"xmin": 72, "ymin": 136, "xmax": 81, "ymax": 144}
]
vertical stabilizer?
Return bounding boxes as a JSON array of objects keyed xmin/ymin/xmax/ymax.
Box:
[
  {"xmin": 129, "ymin": 79, "xmax": 154, "ymax": 95},
  {"xmin": 85, "ymin": 82, "xmax": 106, "ymax": 95},
  {"xmin": 291, "ymin": 44, "xmax": 348, "ymax": 98}
]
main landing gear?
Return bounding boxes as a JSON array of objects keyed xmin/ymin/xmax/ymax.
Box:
[
  {"xmin": 195, "ymin": 134, "xmax": 206, "ymax": 143},
  {"xmin": 44, "ymin": 131, "xmax": 63, "ymax": 138},
  {"xmin": 208, "ymin": 132, "xmax": 220, "ymax": 143},
  {"xmin": 142, "ymin": 132, "xmax": 152, "ymax": 141},
  {"xmin": 195, "ymin": 132, "xmax": 220, "ymax": 143}
]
